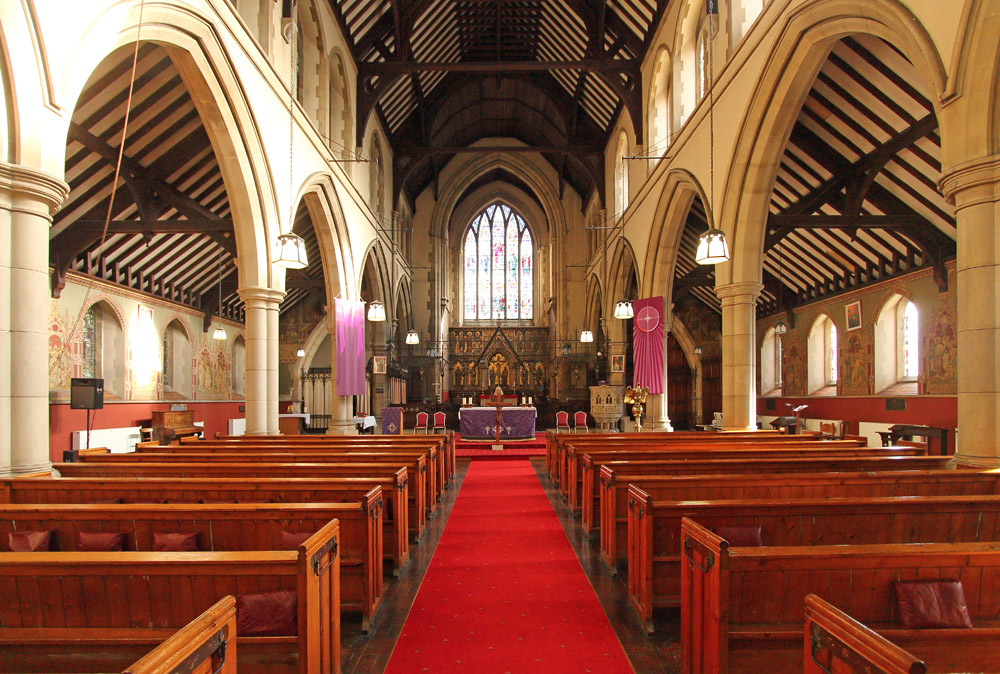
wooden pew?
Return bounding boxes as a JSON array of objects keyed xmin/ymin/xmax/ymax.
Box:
[
  {"xmin": 1, "ymin": 594, "xmax": 237, "ymax": 674},
  {"xmin": 0, "ymin": 500, "xmax": 382, "ymax": 632},
  {"xmin": 590, "ymin": 453, "xmax": 957, "ymax": 540},
  {"xmin": 546, "ymin": 429, "xmax": 785, "ymax": 485},
  {"xmin": 629, "ymin": 492, "xmax": 1000, "ymax": 632},
  {"xmin": 0, "ymin": 520, "xmax": 341, "ymax": 674},
  {"xmin": 76, "ymin": 449, "xmax": 440, "ymax": 520},
  {"xmin": 157, "ymin": 438, "xmax": 448, "ymax": 494},
  {"xmin": 804, "ymin": 594, "xmax": 1000, "ymax": 674},
  {"xmin": 53, "ymin": 461, "xmax": 429, "ymax": 542},
  {"xmin": 179, "ymin": 432, "xmax": 456, "ymax": 487},
  {"xmin": 679, "ymin": 518, "xmax": 1000, "ymax": 674},
  {"xmin": 0, "ymin": 475, "xmax": 409, "ymax": 573},
  {"xmin": 600, "ymin": 466, "xmax": 1000, "ymax": 573},
  {"xmin": 564, "ymin": 440, "xmax": 917, "ymax": 513}
]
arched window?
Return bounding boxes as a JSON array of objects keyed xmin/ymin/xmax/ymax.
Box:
[
  {"xmin": 162, "ymin": 319, "xmax": 191, "ymax": 398},
  {"xmin": 761, "ymin": 327, "xmax": 782, "ymax": 395},
  {"xmin": 462, "ymin": 203, "xmax": 533, "ymax": 321},
  {"xmin": 81, "ymin": 302, "xmax": 125, "ymax": 398},
  {"xmin": 615, "ymin": 132, "xmax": 630, "ymax": 219},
  {"xmin": 231, "ymin": 335, "xmax": 246, "ymax": 396},
  {"xmin": 807, "ymin": 315, "xmax": 838, "ymax": 393},
  {"xmin": 875, "ymin": 296, "xmax": 919, "ymax": 392},
  {"xmin": 733, "ymin": 0, "xmax": 768, "ymax": 43},
  {"xmin": 696, "ymin": 25, "xmax": 709, "ymax": 101},
  {"xmin": 370, "ymin": 135, "xmax": 384, "ymax": 222}
]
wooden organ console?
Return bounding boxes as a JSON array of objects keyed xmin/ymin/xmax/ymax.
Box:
[{"xmin": 150, "ymin": 410, "xmax": 202, "ymax": 445}]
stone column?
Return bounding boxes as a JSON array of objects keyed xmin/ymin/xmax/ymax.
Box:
[
  {"xmin": 716, "ymin": 281, "xmax": 763, "ymax": 431},
  {"xmin": 265, "ymin": 289, "xmax": 284, "ymax": 435},
  {"xmin": 325, "ymin": 312, "xmax": 358, "ymax": 435},
  {"xmin": 1, "ymin": 164, "xmax": 68, "ymax": 476},
  {"xmin": 239, "ymin": 287, "xmax": 269, "ymax": 435},
  {"xmin": 940, "ymin": 156, "xmax": 1000, "ymax": 466},
  {"xmin": 649, "ymin": 318, "xmax": 673, "ymax": 431}
]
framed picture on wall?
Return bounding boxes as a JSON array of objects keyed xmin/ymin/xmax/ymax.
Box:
[
  {"xmin": 845, "ymin": 301, "xmax": 862, "ymax": 331},
  {"xmin": 373, "ymin": 356, "xmax": 387, "ymax": 374},
  {"xmin": 611, "ymin": 354, "xmax": 625, "ymax": 373}
]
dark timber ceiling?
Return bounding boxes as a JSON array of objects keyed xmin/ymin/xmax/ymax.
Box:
[
  {"xmin": 672, "ymin": 35, "xmax": 956, "ymax": 318},
  {"xmin": 331, "ymin": 0, "xmax": 662, "ymax": 205},
  {"xmin": 51, "ymin": 44, "xmax": 246, "ymax": 328}
]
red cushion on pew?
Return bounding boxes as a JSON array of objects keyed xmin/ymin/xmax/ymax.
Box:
[
  {"xmin": 152, "ymin": 531, "xmax": 199, "ymax": 551},
  {"xmin": 86, "ymin": 498, "xmax": 124, "ymax": 504},
  {"xmin": 716, "ymin": 526, "xmax": 763, "ymax": 547},
  {"xmin": 895, "ymin": 581, "xmax": 973, "ymax": 629},
  {"xmin": 236, "ymin": 590, "xmax": 298, "ymax": 636},
  {"xmin": 8, "ymin": 530, "xmax": 53, "ymax": 552},
  {"xmin": 78, "ymin": 531, "xmax": 127, "ymax": 551},
  {"xmin": 281, "ymin": 531, "xmax": 312, "ymax": 550}
]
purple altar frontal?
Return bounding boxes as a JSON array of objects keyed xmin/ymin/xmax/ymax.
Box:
[{"xmin": 459, "ymin": 406, "xmax": 537, "ymax": 440}]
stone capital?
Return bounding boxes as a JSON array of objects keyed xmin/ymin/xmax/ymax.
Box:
[
  {"xmin": 938, "ymin": 155, "xmax": 1000, "ymax": 207},
  {"xmin": 715, "ymin": 281, "xmax": 764, "ymax": 305},
  {"xmin": 265, "ymin": 288, "xmax": 286, "ymax": 307},
  {"xmin": 0, "ymin": 162, "xmax": 69, "ymax": 216},
  {"xmin": 238, "ymin": 286, "xmax": 272, "ymax": 307}
]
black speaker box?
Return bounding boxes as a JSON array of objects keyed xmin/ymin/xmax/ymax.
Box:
[{"xmin": 70, "ymin": 378, "xmax": 104, "ymax": 410}]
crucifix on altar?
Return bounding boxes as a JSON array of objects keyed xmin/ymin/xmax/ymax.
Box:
[{"xmin": 491, "ymin": 385, "xmax": 505, "ymax": 450}]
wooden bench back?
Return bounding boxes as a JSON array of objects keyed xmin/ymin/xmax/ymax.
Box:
[
  {"xmin": 681, "ymin": 517, "xmax": 1000, "ymax": 674},
  {"xmin": 130, "ymin": 596, "xmax": 237, "ymax": 674},
  {"xmin": 804, "ymin": 595, "xmax": 926, "ymax": 674},
  {"xmin": 0, "ymin": 501, "xmax": 380, "ymax": 626},
  {"xmin": 0, "ymin": 519, "xmax": 341, "ymax": 674},
  {"xmin": 53, "ymin": 461, "xmax": 415, "ymax": 479},
  {"xmin": 0, "ymin": 474, "xmax": 409, "ymax": 573},
  {"xmin": 603, "ymin": 466, "xmax": 993, "ymax": 499}
]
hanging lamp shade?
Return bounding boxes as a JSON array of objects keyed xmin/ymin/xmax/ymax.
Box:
[
  {"xmin": 405, "ymin": 330, "xmax": 419, "ymax": 345},
  {"xmin": 775, "ymin": 321, "xmax": 788, "ymax": 335},
  {"xmin": 614, "ymin": 299, "xmax": 634, "ymax": 320},
  {"xmin": 296, "ymin": 348, "xmax": 306, "ymax": 357},
  {"xmin": 694, "ymin": 345, "xmax": 703, "ymax": 355},
  {"xmin": 579, "ymin": 330, "xmax": 594, "ymax": 343},
  {"xmin": 367, "ymin": 300, "xmax": 386, "ymax": 322},
  {"xmin": 274, "ymin": 232, "xmax": 308, "ymax": 269},
  {"xmin": 212, "ymin": 326, "xmax": 227, "ymax": 341},
  {"xmin": 695, "ymin": 228, "xmax": 730, "ymax": 265}
]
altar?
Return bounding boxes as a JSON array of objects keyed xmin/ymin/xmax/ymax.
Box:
[{"xmin": 458, "ymin": 406, "xmax": 537, "ymax": 440}]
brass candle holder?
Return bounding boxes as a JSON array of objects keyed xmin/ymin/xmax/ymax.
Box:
[{"xmin": 624, "ymin": 385, "xmax": 649, "ymax": 433}]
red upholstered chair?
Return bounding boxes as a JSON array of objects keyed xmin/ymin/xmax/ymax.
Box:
[
  {"xmin": 414, "ymin": 412, "xmax": 429, "ymax": 434},
  {"xmin": 555, "ymin": 411, "xmax": 570, "ymax": 433},
  {"xmin": 433, "ymin": 412, "xmax": 446, "ymax": 434},
  {"xmin": 573, "ymin": 411, "xmax": 589, "ymax": 433}
]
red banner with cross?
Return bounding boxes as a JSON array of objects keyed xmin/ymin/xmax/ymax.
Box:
[{"xmin": 631, "ymin": 296, "xmax": 664, "ymax": 394}]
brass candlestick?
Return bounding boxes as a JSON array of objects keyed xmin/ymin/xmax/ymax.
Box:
[{"xmin": 624, "ymin": 385, "xmax": 649, "ymax": 433}]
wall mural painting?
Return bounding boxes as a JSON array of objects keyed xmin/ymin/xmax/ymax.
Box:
[
  {"xmin": 926, "ymin": 292, "xmax": 957, "ymax": 393},
  {"xmin": 840, "ymin": 330, "xmax": 871, "ymax": 395},
  {"xmin": 48, "ymin": 302, "xmax": 73, "ymax": 394},
  {"xmin": 278, "ymin": 302, "xmax": 324, "ymax": 363},
  {"xmin": 674, "ymin": 301, "xmax": 721, "ymax": 358},
  {"xmin": 196, "ymin": 337, "xmax": 231, "ymax": 397},
  {"xmin": 781, "ymin": 337, "xmax": 806, "ymax": 396}
]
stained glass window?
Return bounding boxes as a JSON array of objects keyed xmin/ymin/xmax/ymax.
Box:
[
  {"xmin": 463, "ymin": 203, "xmax": 534, "ymax": 321},
  {"xmin": 82, "ymin": 307, "xmax": 96, "ymax": 378}
]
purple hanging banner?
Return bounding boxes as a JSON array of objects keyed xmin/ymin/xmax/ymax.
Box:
[
  {"xmin": 632, "ymin": 296, "xmax": 664, "ymax": 394},
  {"xmin": 335, "ymin": 298, "xmax": 366, "ymax": 395}
]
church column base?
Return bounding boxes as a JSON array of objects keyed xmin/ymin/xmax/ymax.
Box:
[
  {"xmin": 2, "ymin": 461, "xmax": 52, "ymax": 477},
  {"xmin": 326, "ymin": 422, "xmax": 359, "ymax": 436}
]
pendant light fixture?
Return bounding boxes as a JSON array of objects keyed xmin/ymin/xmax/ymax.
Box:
[
  {"xmin": 694, "ymin": 345, "xmax": 703, "ymax": 355},
  {"xmin": 614, "ymin": 299, "xmax": 634, "ymax": 320},
  {"xmin": 579, "ymin": 330, "xmax": 594, "ymax": 343},
  {"xmin": 274, "ymin": 15, "xmax": 308, "ymax": 270},
  {"xmin": 367, "ymin": 299, "xmax": 386, "ymax": 322},
  {"xmin": 695, "ymin": 1, "xmax": 730, "ymax": 266},
  {"xmin": 212, "ymin": 246, "xmax": 227, "ymax": 341},
  {"xmin": 405, "ymin": 329, "xmax": 419, "ymax": 345},
  {"xmin": 296, "ymin": 348, "xmax": 306, "ymax": 357}
]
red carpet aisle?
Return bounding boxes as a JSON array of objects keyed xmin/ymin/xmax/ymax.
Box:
[{"xmin": 383, "ymin": 460, "xmax": 635, "ymax": 674}]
